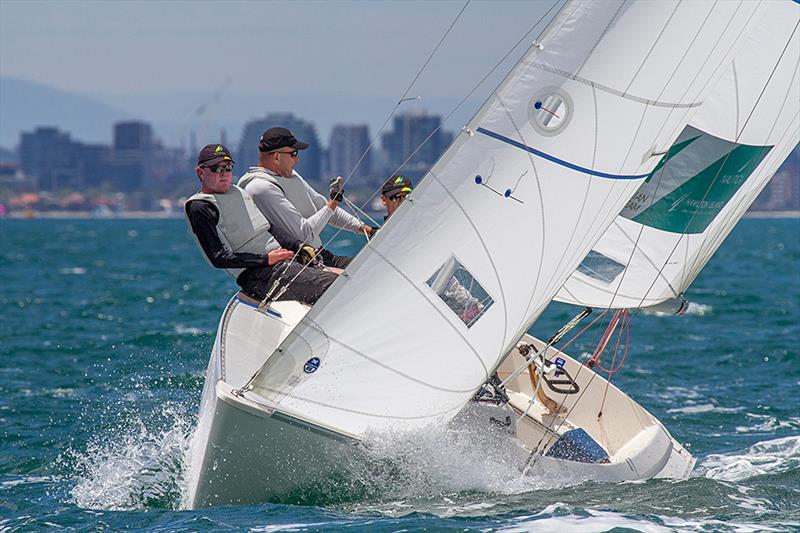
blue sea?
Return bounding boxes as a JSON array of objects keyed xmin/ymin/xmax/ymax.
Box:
[{"xmin": 1, "ymin": 217, "xmax": 798, "ymax": 532}]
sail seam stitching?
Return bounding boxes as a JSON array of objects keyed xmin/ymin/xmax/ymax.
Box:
[{"xmin": 530, "ymin": 63, "xmax": 703, "ymax": 109}]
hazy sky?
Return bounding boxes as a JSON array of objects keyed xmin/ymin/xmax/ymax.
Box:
[{"xmin": 1, "ymin": 0, "xmax": 555, "ymax": 98}]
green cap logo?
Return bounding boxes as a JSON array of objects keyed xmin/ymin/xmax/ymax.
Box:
[{"xmin": 214, "ymin": 145, "xmax": 224, "ymax": 153}]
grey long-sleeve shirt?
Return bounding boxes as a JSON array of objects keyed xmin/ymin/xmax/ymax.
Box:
[{"xmin": 238, "ymin": 167, "xmax": 363, "ymax": 248}]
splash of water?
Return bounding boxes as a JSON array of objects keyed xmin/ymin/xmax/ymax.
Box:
[
  {"xmin": 67, "ymin": 403, "xmax": 194, "ymax": 511},
  {"xmin": 699, "ymin": 435, "xmax": 800, "ymax": 482}
]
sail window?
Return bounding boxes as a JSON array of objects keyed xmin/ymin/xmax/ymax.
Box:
[
  {"xmin": 426, "ymin": 257, "xmax": 494, "ymax": 328},
  {"xmin": 576, "ymin": 250, "xmax": 625, "ymax": 284},
  {"xmin": 529, "ymin": 88, "xmax": 573, "ymax": 136}
]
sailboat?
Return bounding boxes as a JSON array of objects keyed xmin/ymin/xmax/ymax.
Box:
[{"xmin": 183, "ymin": 0, "xmax": 799, "ymax": 509}]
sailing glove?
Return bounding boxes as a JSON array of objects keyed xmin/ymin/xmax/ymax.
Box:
[
  {"xmin": 298, "ymin": 245, "xmax": 318, "ymax": 265},
  {"xmin": 329, "ymin": 176, "xmax": 345, "ymax": 202}
]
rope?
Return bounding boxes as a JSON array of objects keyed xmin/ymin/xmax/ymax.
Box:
[
  {"xmin": 266, "ymin": 0, "xmax": 564, "ymax": 302},
  {"xmin": 341, "ymin": 0, "xmax": 472, "ymax": 188}
]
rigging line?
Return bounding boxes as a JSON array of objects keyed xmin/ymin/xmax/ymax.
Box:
[
  {"xmin": 632, "ymin": 25, "xmax": 800, "ymax": 315},
  {"xmin": 623, "ymin": 0, "xmax": 681, "ymax": 96},
  {"xmin": 524, "ymin": 307, "xmax": 620, "ymax": 459},
  {"xmin": 648, "ymin": 0, "xmax": 756, "ymax": 166},
  {"xmin": 557, "ymin": 2, "xmax": 746, "ymax": 309},
  {"xmin": 345, "ymin": 0, "xmax": 565, "ymax": 222},
  {"xmin": 525, "ymin": 319, "xmax": 620, "ymax": 466},
  {"xmin": 681, "ymin": 22, "xmax": 800, "ymax": 285},
  {"xmin": 556, "ymin": 3, "xmax": 724, "ymax": 299},
  {"xmin": 587, "ymin": 3, "xmax": 733, "ymax": 309},
  {"xmin": 342, "ymin": 0, "xmax": 472, "ymax": 187},
  {"xmin": 685, "ymin": 112, "xmax": 800, "ymax": 285},
  {"xmin": 277, "ymin": 0, "xmax": 564, "ymax": 301},
  {"xmin": 617, "ymin": 0, "xmax": 715, "ymax": 174},
  {"xmin": 343, "ymin": 197, "xmax": 381, "ymax": 227}
]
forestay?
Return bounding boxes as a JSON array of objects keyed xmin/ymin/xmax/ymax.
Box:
[
  {"xmin": 247, "ymin": 0, "xmax": 763, "ymax": 436},
  {"xmin": 556, "ymin": 1, "xmax": 800, "ymax": 311}
]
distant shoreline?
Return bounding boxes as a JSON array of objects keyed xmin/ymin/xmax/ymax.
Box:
[
  {"xmin": 3, "ymin": 210, "xmax": 799, "ymax": 220},
  {"xmin": 743, "ymin": 210, "xmax": 800, "ymax": 219},
  {"xmin": 3, "ymin": 211, "xmax": 183, "ymax": 219}
]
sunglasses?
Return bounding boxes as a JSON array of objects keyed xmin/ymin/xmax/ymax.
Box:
[
  {"xmin": 272, "ymin": 149, "xmax": 299, "ymax": 158},
  {"xmin": 207, "ymin": 163, "xmax": 234, "ymax": 174},
  {"xmin": 388, "ymin": 192, "xmax": 408, "ymax": 201}
]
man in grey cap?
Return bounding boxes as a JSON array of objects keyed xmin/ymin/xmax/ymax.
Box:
[{"xmin": 239, "ymin": 127, "xmax": 374, "ymax": 269}]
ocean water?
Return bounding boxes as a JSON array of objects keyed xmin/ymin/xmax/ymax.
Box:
[{"xmin": 1, "ymin": 217, "xmax": 798, "ymax": 532}]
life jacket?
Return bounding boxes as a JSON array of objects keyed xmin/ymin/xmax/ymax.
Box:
[
  {"xmin": 239, "ymin": 167, "xmax": 325, "ymax": 246},
  {"xmin": 185, "ymin": 184, "xmax": 276, "ymax": 278}
]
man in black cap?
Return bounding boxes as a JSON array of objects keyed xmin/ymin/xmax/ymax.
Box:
[
  {"xmin": 238, "ymin": 127, "xmax": 374, "ymax": 269},
  {"xmin": 380, "ymin": 174, "xmax": 414, "ymax": 221},
  {"xmin": 184, "ymin": 143, "xmax": 338, "ymax": 305}
]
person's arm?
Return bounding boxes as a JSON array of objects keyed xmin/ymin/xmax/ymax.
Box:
[
  {"xmin": 306, "ymin": 178, "xmax": 370, "ymax": 235},
  {"xmin": 268, "ymin": 223, "xmax": 303, "ymax": 252},
  {"xmin": 186, "ymin": 200, "xmax": 290, "ymax": 268},
  {"xmin": 248, "ymin": 180, "xmax": 334, "ymax": 244}
]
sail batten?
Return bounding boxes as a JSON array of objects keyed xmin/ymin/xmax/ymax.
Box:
[{"xmin": 247, "ymin": 0, "xmax": 765, "ymax": 436}]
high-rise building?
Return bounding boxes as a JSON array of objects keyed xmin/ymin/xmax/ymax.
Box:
[
  {"xmin": 109, "ymin": 120, "xmax": 155, "ymax": 191},
  {"xmin": 328, "ymin": 124, "xmax": 372, "ymax": 187},
  {"xmin": 381, "ymin": 110, "xmax": 453, "ymax": 182},
  {"xmin": 114, "ymin": 121, "xmax": 153, "ymax": 151},
  {"xmin": 238, "ymin": 113, "xmax": 322, "ymax": 183},
  {"xmin": 19, "ymin": 127, "xmax": 107, "ymax": 190}
]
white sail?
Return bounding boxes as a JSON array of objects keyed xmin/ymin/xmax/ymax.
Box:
[
  {"xmin": 246, "ymin": 0, "xmax": 763, "ymax": 437},
  {"xmin": 556, "ymin": 1, "xmax": 800, "ymax": 311}
]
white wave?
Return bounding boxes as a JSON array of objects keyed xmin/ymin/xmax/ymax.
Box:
[
  {"xmin": 700, "ymin": 435, "xmax": 800, "ymax": 482},
  {"xmin": 68, "ymin": 404, "xmax": 193, "ymax": 510},
  {"xmin": 497, "ymin": 503, "xmax": 787, "ymax": 532},
  {"xmin": 59, "ymin": 267, "xmax": 86, "ymax": 275},
  {"xmin": 684, "ymin": 302, "xmax": 712, "ymax": 316},
  {"xmin": 641, "ymin": 302, "xmax": 712, "ymax": 317},
  {"xmin": 667, "ymin": 403, "xmax": 744, "ymax": 415},
  {"xmin": 735, "ymin": 413, "xmax": 800, "ymax": 434},
  {"xmin": 173, "ymin": 325, "xmax": 206, "ymax": 335}
]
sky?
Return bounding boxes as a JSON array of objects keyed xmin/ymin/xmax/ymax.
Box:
[{"xmin": 0, "ymin": 0, "xmax": 559, "ymax": 144}]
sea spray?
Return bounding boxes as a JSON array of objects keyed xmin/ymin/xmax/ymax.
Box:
[
  {"xmin": 699, "ymin": 435, "xmax": 800, "ymax": 482},
  {"xmin": 67, "ymin": 403, "xmax": 194, "ymax": 510}
]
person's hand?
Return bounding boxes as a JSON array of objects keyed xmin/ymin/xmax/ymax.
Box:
[
  {"xmin": 329, "ymin": 176, "xmax": 345, "ymax": 201},
  {"xmin": 267, "ymin": 248, "xmax": 294, "ymax": 266},
  {"xmin": 360, "ymin": 224, "xmax": 378, "ymax": 238}
]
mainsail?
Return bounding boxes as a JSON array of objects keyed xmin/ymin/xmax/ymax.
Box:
[
  {"xmin": 556, "ymin": 1, "xmax": 800, "ymax": 311},
  {"xmin": 246, "ymin": 0, "xmax": 764, "ymax": 436}
]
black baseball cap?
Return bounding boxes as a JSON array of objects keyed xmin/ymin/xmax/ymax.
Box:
[
  {"xmin": 259, "ymin": 127, "xmax": 310, "ymax": 152},
  {"xmin": 197, "ymin": 144, "xmax": 234, "ymax": 166},
  {"xmin": 381, "ymin": 175, "xmax": 414, "ymax": 197}
]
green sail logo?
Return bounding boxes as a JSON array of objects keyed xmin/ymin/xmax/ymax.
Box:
[{"xmin": 621, "ymin": 126, "xmax": 772, "ymax": 234}]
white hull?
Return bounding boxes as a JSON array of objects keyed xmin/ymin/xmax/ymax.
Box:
[{"xmin": 184, "ymin": 294, "xmax": 694, "ymax": 508}]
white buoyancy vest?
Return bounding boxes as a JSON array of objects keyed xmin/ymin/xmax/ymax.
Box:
[
  {"xmin": 239, "ymin": 167, "xmax": 324, "ymax": 219},
  {"xmin": 185, "ymin": 185, "xmax": 276, "ymax": 278}
]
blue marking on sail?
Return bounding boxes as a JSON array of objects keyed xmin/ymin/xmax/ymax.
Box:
[{"xmin": 475, "ymin": 127, "xmax": 649, "ymax": 180}]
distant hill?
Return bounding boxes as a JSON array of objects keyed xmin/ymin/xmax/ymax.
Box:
[{"xmin": 0, "ymin": 77, "xmax": 131, "ymax": 148}]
